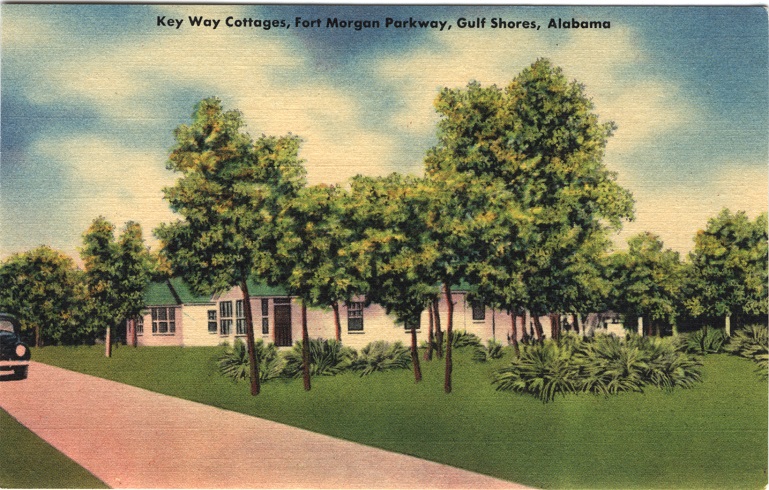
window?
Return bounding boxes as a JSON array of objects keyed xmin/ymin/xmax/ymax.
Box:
[
  {"xmin": 471, "ymin": 302, "xmax": 486, "ymax": 321},
  {"xmin": 151, "ymin": 307, "xmax": 176, "ymax": 335},
  {"xmin": 261, "ymin": 299, "xmax": 269, "ymax": 335},
  {"xmin": 235, "ymin": 300, "xmax": 247, "ymax": 335},
  {"xmin": 136, "ymin": 316, "xmax": 144, "ymax": 336},
  {"xmin": 347, "ymin": 302, "xmax": 364, "ymax": 331},
  {"xmin": 207, "ymin": 310, "xmax": 217, "ymax": 334},
  {"xmin": 220, "ymin": 301, "xmax": 233, "ymax": 336}
]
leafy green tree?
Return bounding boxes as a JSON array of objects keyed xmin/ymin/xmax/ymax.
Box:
[
  {"xmin": 425, "ymin": 59, "xmax": 633, "ymax": 384},
  {"xmin": 608, "ymin": 232, "xmax": 684, "ymax": 336},
  {"xmin": 269, "ymin": 183, "xmax": 366, "ymax": 390},
  {"xmin": 0, "ymin": 246, "xmax": 85, "ymax": 346},
  {"xmin": 81, "ymin": 218, "xmax": 153, "ymax": 356},
  {"xmin": 81, "ymin": 217, "xmax": 121, "ymax": 355},
  {"xmin": 117, "ymin": 222, "xmax": 155, "ymax": 348},
  {"xmin": 346, "ymin": 174, "xmax": 442, "ymax": 382},
  {"xmin": 686, "ymin": 209, "xmax": 768, "ymax": 328},
  {"xmin": 156, "ymin": 97, "xmax": 305, "ymax": 395}
]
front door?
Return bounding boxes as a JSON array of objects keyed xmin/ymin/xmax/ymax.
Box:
[{"xmin": 274, "ymin": 299, "xmax": 292, "ymax": 347}]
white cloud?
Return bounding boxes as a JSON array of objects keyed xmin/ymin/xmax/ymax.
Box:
[
  {"xmin": 614, "ymin": 161, "xmax": 768, "ymax": 255},
  {"xmin": 375, "ymin": 25, "xmax": 694, "ymax": 162},
  {"xmin": 20, "ymin": 6, "xmax": 401, "ymax": 186},
  {"xmin": 31, "ymin": 135, "xmax": 176, "ymax": 248}
]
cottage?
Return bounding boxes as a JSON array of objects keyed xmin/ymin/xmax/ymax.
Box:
[{"xmin": 129, "ymin": 279, "xmax": 597, "ymax": 349}]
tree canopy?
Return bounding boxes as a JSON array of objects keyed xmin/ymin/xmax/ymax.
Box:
[
  {"xmin": 156, "ymin": 97, "xmax": 305, "ymax": 394},
  {"xmin": 686, "ymin": 209, "xmax": 768, "ymax": 325}
]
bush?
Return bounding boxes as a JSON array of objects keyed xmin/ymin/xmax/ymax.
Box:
[
  {"xmin": 724, "ymin": 324, "xmax": 768, "ymax": 377},
  {"xmin": 644, "ymin": 338, "xmax": 702, "ymax": 390},
  {"xmin": 494, "ymin": 334, "xmax": 703, "ymax": 402},
  {"xmin": 492, "ymin": 341, "xmax": 577, "ymax": 403},
  {"xmin": 472, "ymin": 339, "xmax": 505, "ymax": 362},
  {"xmin": 350, "ymin": 341, "xmax": 411, "ymax": 376},
  {"xmin": 448, "ymin": 330, "xmax": 482, "ymax": 349},
  {"xmin": 281, "ymin": 338, "xmax": 356, "ymax": 378},
  {"xmin": 684, "ymin": 326, "xmax": 728, "ymax": 354},
  {"xmin": 572, "ymin": 335, "xmax": 647, "ymax": 395},
  {"xmin": 218, "ymin": 339, "xmax": 285, "ymax": 382}
]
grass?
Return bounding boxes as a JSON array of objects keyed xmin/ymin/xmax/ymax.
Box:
[
  {"xmin": 0, "ymin": 406, "xmax": 108, "ymax": 488},
  {"xmin": 32, "ymin": 343, "xmax": 768, "ymax": 489}
]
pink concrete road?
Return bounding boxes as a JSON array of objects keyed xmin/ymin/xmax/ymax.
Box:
[{"xmin": 0, "ymin": 362, "xmax": 529, "ymax": 489}]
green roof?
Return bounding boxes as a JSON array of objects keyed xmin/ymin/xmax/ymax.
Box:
[
  {"xmin": 168, "ymin": 277, "xmax": 214, "ymax": 304},
  {"xmin": 245, "ymin": 279, "xmax": 288, "ymax": 297},
  {"xmin": 143, "ymin": 278, "xmax": 289, "ymax": 306},
  {"xmin": 144, "ymin": 281, "xmax": 181, "ymax": 306}
]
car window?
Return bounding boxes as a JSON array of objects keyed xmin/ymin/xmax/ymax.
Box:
[{"xmin": 0, "ymin": 320, "xmax": 14, "ymax": 333}]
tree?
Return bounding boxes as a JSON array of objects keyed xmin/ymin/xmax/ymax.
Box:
[
  {"xmin": 608, "ymin": 232, "xmax": 684, "ymax": 335},
  {"xmin": 347, "ymin": 174, "xmax": 442, "ymax": 382},
  {"xmin": 156, "ymin": 97, "xmax": 305, "ymax": 395},
  {"xmin": 117, "ymin": 222, "xmax": 155, "ymax": 348},
  {"xmin": 267, "ymin": 183, "xmax": 373, "ymax": 390},
  {"xmin": 425, "ymin": 59, "xmax": 633, "ymax": 358},
  {"xmin": 0, "ymin": 246, "xmax": 85, "ymax": 346},
  {"xmin": 82, "ymin": 218, "xmax": 153, "ymax": 356},
  {"xmin": 686, "ymin": 209, "xmax": 768, "ymax": 329}
]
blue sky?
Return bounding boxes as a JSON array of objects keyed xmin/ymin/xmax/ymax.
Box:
[{"xmin": 1, "ymin": 5, "xmax": 767, "ymax": 261}]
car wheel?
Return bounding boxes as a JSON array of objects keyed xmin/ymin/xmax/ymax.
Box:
[{"xmin": 13, "ymin": 366, "xmax": 28, "ymax": 380}]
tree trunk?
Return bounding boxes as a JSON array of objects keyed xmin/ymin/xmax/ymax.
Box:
[
  {"xmin": 646, "ymin": 316, "xmax": 652, "ymax": 337},
  {"xmin": 424, "ymin": 306, "xmax": 434, "ymax": 361},
  {"xmin": 433, "ymin": 299, "xmax": 443, "ymax": 359},
  {"xmin": 35, "ymin": 325, "xmax": 41, "ymax": 348},
  {"xmin": 444, "ymin": 283, "xmax": 454, "ymax": 394},
  {"xmin": 105, "ymin": 326, "xmax": 112, "ymax": 357},
  {"xmin": 410, "ymin": 325, "xmax": 422, "ymax": 383},
  {"xmin": 532, "ymin": 314, "xmax": 544, "ymax": 341},
  {"xmin": 240, "ymin": 281, "xmax": 261, "ymax": 396},
  {"xmin": 332, "ymin": 302, "xmax": 341, "ymax": 342},
  {"xmin": 130, "ymin": 318, "xmax": 137, "ymax": 347},
  {"xmin": 576, "ymin": 314, "xmax": 583, "ymax": 336},
  {"xmin": 549, "ymin": 314, "xmax": 560, "ymax": 343},
  {"xmin": 510, "ymin": 311, "xmax": 520, "ymax": 357},
  {"xmin": 301, "ymin": 301, "xmax": 311, "ymax": 391}
]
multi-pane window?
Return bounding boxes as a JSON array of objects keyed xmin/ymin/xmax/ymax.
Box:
[
  {"xmin": 235, "ymin": 300, "xmax": 247, "ymax": 335},
  {"xmin": 220, "ymin": 301, "xmax": 233, "ymax": 336},
  {"xmin": 347, "ymin": 302, "xmax": 364, "ymax": 331},
  {"xmin": 471, "ymin": 302, "xmax": 486, "ymax": 321},
  {"xmin": 151, "ymin": 307, "xmax": 176, "ymax": 334},
  {"xmin": 261, "ymin": 299, "xmax": 269, "ymax": 335},
  {"xmin": 136, "ymin": 316, "xmax": 144, "ymax": 336},
  {"xmin": 207, "ymin": 310, "xmax": 217, "ymax": 334}
]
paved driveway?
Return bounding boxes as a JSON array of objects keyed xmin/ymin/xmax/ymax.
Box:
[{"xmin": 0, "ymin": 362, "xmax": 527, "ymax": 489}]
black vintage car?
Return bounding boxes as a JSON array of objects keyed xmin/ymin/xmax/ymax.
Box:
[{"xmin": 0, "ymin": 313, "xmax": 31, "ymax": 379}]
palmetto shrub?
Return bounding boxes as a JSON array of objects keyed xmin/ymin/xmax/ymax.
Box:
[
  {"xmin": 447, "ymin": 330, "xmax": 483, "ymax": 349},
  {"xmin": 572, "ymin": 335, "xmax": 648, "ymax": 395},
  {"xmin": 724, "ymin": 324, "xmax": 768, "ymax": 377},
  {"xmin": 494, "ymin": 334, "xmax": 703, "ymax": 402},
  {"xmin": 281, "ymin": 338, "xmax": 356, "ymax": 378},
  {"xmin": 350, "ymin": 341, "xmax": 411, "ymax": 376},
  {"xmin": 644, "ymin": 337, "xmax": 703, "ymax": 390},
  {"xmin": 492, "ymin": 341, "xmax": 577, "ymax": 403},
  {"xmin": 218, "ymin": 339, "xmax": 285, "ymax": 382},
  {"xmin": 472, "ymin": 339, "xmax": 505, "ymax": 362},
  {"xmin": 684, "ymin": 326, "xmax": 728, "ymax": 354}
]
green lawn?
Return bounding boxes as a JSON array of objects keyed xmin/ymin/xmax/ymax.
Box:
[
  {"xmin": 32, "ymin": 344, "xmax": 767, "ymax": 489},
  {"xmin": 0, "ymin": 406, "xmax": 108, "ymax": 488}
]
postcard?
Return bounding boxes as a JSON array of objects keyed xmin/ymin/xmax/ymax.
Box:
[{"xmin": 1, "ymin": 4, "xmax": 767, "ymax": 489}]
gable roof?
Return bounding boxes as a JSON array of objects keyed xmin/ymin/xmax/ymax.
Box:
[
  {"xmin": 143, "ymin": 278, "xmax": 289, "ymax": 306},
  {"xmin": 144, "ymin": 280, "xmax": 182, "ymax": 306},
  {"xmin": 168, "ymin": 277, "xmax": 214, "ymax": 304}
]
